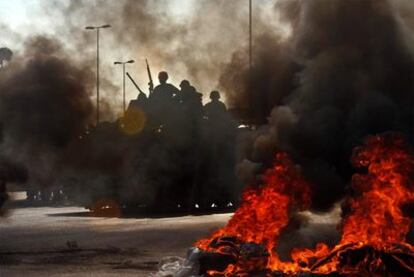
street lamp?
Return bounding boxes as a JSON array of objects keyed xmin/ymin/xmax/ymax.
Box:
[
  {"xmin": 85, "ymin": 24, "xmax": 111, "ymax": 125},
  {"xmin": 249, "ymin": 0, "xmax": 253, "ymax": 70},
  {"xmin": 114, "ymin": 60, "xmax": 135, "ymax": 113}
]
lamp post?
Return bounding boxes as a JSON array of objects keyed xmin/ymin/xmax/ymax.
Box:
[
  {"xmin": 249, "ymin": 0, "xmax": 252, "ymax": 70},
  {"xmin": 85, "ymin": 24, "xmax": 111, "ymax": 125},
  {"xmin": 114, "ymin": 60, "xmax": 135, "ymax": 113}
]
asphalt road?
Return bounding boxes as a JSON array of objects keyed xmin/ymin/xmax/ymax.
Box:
[
  {"xmin": 0, "ymin": 203, "xmax": 231, "ymax": 277},
  {"xmin": 0, "ymin": 192, "xmax": 343, "ymax": 277}
]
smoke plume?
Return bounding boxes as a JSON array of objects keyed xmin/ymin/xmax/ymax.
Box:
[
  {"xmin": 0, "ymin": 36, "xmax": 93, "ymax": 189},
  {"xmin": 228, "ymin": 0, "xmax": 414, "ymax": 211}
]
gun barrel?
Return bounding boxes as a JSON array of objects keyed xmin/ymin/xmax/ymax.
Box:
[
  {"xmin": 126, "ymin": 72, "xmax": 145, "ymax": 94},
  {"xmin": 146, "ymin": 58, "xmax": 154, "ymax": 95}
]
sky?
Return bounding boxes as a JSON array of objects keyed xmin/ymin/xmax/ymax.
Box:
[
  {"xmin": 0, "ymin": 0, "xmax": 53, "ymax": 44},
  {"xmin": 0, "ymin": 0, "xmax": 196, "ymax": 48},
  {"xmin": 0, "ymin": 0, "xmax": 37, "ymax": 30}
]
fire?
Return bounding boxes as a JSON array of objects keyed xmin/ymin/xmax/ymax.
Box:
[
  {"xmin": 196, "ymin": 152, "xmax": 312, "ymax": 274},
  {"xmin": 196, "ymin": 133, "xmax": 414, "ymax": 276},
  {"xmin": 341, "ymin": 134, "xmax": 414, "ymax": 246}
]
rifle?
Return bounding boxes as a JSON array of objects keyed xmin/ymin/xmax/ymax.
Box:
[
  {"xmin": 126, "ymin": 72, "xmax": 145, "ymax": 94},
  {"xmin": 146, "ymin": 58, "xmax": 154, "ymax": 95}
]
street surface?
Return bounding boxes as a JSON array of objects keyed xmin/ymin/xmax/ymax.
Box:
[
  {"xmin": 0, "ymin": 194, "xmax": 342, "ymax": 277},
  {"xmin": 0, "ymin": 202, "xmax": 231, "ymax": 277}
]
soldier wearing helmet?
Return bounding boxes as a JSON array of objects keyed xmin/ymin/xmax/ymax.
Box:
[
  {"xmin": 151, "ymin": 71, "xmax": 179, "ymax": 100},
  {"xmin": 204, "ymin": 90, "xmax": 227, "ymax": 121},
  {"xmin": 147, "ymin": 71, "xmax": 180, "ymax": 130}
]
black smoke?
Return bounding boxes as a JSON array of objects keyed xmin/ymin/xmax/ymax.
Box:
[
  {"xmin": 224, "ymin": 0, "xmax": 414, "ymax": 212},
  {"xmin": 0, "ymin": 36, "xmax": 93, "ymax": 191}
]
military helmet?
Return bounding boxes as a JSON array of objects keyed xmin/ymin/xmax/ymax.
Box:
[
  {"xmin": 180, "ymin": 80, "xmax": 190, "ymax": 88},
  {"xmin": 210, "ymin": 90, "xmax": 220, "ymax": 100},
  {"xmin": 158, "ymin": 71, "xmax": 169, "ymax": 83}
]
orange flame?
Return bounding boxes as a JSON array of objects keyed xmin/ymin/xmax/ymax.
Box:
[
  {"xmin": 196, "ymin": 133, "xmax": 414, "ymax": 275},
  {"xmin": 341, "ymin": 134, "xmax": 414, "ymax": 246},
  {"xmin": 197, "ymin": 152, "xmax": 312, "ymax": 274}
]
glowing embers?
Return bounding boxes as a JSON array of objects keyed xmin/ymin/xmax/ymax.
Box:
[
  {"xmin": 196, "ymin": 133, "xmax": 414, "ymax": 276},
  {"xmin": 307, "ymin": 242, "xmax": 414, "ymax": 276},
  {"xmin": 88, "ymin": 198, "xmax": 122, "ymax": 217}
]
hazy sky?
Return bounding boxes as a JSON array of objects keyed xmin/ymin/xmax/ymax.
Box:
[
  {"xmin": 0, "ymin": 0, "xmax": 40, "ymax": 32},
  {"xmin": 0, "ymin": 0, "xmax": 196, "ymax": 47}
]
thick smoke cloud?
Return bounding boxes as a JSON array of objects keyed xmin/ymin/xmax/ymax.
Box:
[
  {"xmin": 0, "ymin": 36, "xmax": 93, "ymax": 189},
  {"xmin": 229, "ymin": 0, "xmax": 414, "ymax": 211}
]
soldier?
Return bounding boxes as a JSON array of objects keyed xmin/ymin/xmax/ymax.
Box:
[
  {"xmin": 127, "ymin": 92, "xmax": 148, "ymax": 113},
  {"xmin": 150, "ymin": 71, "xmax": 179, "ymax": 101},
  {"xmin": 148, "ymin": 71, "xmax": 179, "ymax": 130},
  {"xmin": 204, "ymin": 90, "xmax": 227, "ymax": 121},
  {"xmin": 137, "ymin": 92, "xmax": 148, "ymax": 105},
  {"xmin": 201, "ymin": 90, "xmax": 237, "ymax": 208},
  {"xmin": 122, "ymin": 92, "xmax": 148, "ymax": 135},
  {"xmin": 178, "ymin": 80, "xmax": 191, "ymax": 103},
  {"xmin": 179, "ymin": 80, "xmax": 203, "ymax": 113}
]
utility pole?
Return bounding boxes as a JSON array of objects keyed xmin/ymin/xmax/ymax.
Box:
[
  {"xmin": 85, "ymin": 24, "xmax": 111, "ymax": 125},
  {"xmin": 114, "ymin": 60, "xmax": 135, "ymax": 113},
  {"xmin": 249, "ymin": 0, "xmax": 252, "ymax": 70}
]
